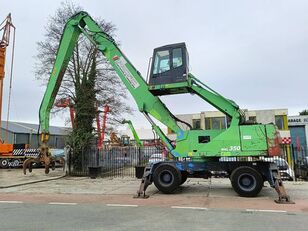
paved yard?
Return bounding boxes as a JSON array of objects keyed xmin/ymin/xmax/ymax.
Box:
[
  {"xmin": 0, "ymin": 168, "xmax": 65, "ymax": 188},
  {"xmin": 1, "ymin": 169, "xmax": 308, "ymax": 212}
]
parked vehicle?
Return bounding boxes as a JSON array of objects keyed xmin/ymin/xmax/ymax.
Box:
[
  {"xmin": 257, "ymin": 157, "xmax": 293, "ymax": 181},
  {"xmin": 50, "ymin": 149, "xmax": 65, "ymax": 158},
  {"xmin": 149, "ymin": 153, "xmax": 165, "ymax": 164},
  {"xmin": 270, "ymin": 158, "xmax": 294, "ymax": 181}
]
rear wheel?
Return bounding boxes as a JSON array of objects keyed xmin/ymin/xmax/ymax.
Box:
[
  {"xmin": 230, "ymin": 166, "xmax": 263, "ymax": 197},
  {"xmin": 153, "ymin": 164, "xmax": 182, "ymax": 194},
  {"xmin": 0, "ymin": 159, "xmax": 9, "ymax": 168}
]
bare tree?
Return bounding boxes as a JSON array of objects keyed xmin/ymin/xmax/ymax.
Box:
[{"xmin": 35, "ymin": 1, "xmax": 132, "ymax": 133}]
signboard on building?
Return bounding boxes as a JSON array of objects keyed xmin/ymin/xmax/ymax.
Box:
[{"xmin": 288, "ymin": 116, "xmax": 308, "ymax": 126}]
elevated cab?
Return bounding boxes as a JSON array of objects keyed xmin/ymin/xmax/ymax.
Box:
[{"xmin": 148, "ymin": 43, "xmax": 191, "ymax": 95}]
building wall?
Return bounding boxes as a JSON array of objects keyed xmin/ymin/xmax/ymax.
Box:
[
  {"xmin": 0, "ymin": 128, "xmax": 67, "ymax": 149},
  {"xmin": 0, "ymin": 129, "xmax": 15, "ymax": 143},
  {"xmin": 170, "ymin": 109, "xmax": 288, "ymax": 133},
  {"xmin": 288, "ymin": 115, "xmax": 308, "ymax": 148}
]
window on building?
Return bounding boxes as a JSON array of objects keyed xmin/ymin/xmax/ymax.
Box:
[
  {"xmin": 205, "ymin": 118, "xmax": 211, "ymax": 130},
  {"xmin": 192, "ymin": 119, "xmax": 201, "ymax": 129},
  {"xmin": 226, "ymin": 116, "xmax": 231, "ymax": 127},
  {"xmin": 204, "ymin": 117, "xmax": 227, "ymax": 130},
  {"xmin": 275, "ymin": 115, "xmax": 285, "ymax": 130},
  {"xmin": 248, "ymin": 116, "xmax": 256, "ymax": 123}
]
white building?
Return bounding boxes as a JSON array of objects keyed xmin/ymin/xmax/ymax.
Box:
[{"xmin": 167, "ymin": 109, "xmax": 290, "ymax": 141}]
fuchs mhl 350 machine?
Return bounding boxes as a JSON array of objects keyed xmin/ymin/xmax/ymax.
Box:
[{"xmin": 34, "ymin": 11, "xmax": 292, "ymax": 203}]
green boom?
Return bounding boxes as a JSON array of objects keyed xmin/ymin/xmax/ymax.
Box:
[{"xmin": 39, "ymin": 11, "xmax": 181, "ymax": 151}]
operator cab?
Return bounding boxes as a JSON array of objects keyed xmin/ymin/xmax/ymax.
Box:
[{"xmin": 148, "ymin": 43, "xmax": 191, "ymax": 96}]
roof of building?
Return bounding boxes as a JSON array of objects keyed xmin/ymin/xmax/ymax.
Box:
[{"xmin": 1, "ymin": 121, "xmax": 70, "ymax": 136}]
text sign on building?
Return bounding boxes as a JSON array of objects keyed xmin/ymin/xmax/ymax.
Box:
[{"xmin": 288, "ymin": 116, "xmax": 308, "ymax": 126}]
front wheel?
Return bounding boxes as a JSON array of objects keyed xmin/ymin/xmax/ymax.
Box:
[
  {"xmin": 230, "ymin": 166, "xmax": 263, "ymax": 197},
  {"xmin": 153, "ymin": 164, "xmax": 182, "ymax": 194}
]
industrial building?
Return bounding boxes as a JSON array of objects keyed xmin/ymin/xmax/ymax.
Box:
[
  {"xmin": 167, "ymin": 109, "xmax": 290, "ymax": 138},
  {"xmin": 0, "ymin": 121, "xmax": 70, "ymax": 149}
]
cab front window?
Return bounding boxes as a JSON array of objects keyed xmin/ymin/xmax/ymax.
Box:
[{"xmin": 153, "ymin": 50, "xmax": 170, "ymax": 74}]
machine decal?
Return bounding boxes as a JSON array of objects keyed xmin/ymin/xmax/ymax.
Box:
[
  {"xmin": 221, "ymin": 146, "xmax": 241, "ymax": 152},
  {"xmin": 243, "ymin": 135, "xmax": 252, "ymax": 140},
  {"xmin": 115, "ymin": 56, "xmax": 140, "ymax": 89}
]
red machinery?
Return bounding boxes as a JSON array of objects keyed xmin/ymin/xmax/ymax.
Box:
[
  {"xmin": 54, "ymin": 98, "xmax": 75, "ymax": 127},
  {"xmin": 54, "ymin": 98, "xmax": 109, "ymax": 149},
  {"xmin": 96, "ymin": 105, "xmax": 109, "ymax": 149}
]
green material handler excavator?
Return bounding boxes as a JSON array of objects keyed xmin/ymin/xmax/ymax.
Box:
[
  {"xmin": 28, "ymin": 11, "xmax": 292, "ymax": 203},
  {"xmin": 121, "ymin": 119, "xmax": 143, "ymax": 147}
]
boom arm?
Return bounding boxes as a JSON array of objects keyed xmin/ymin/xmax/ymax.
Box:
[
  {"xmin": 122, "ymin": 119, "xmax": 143, "ymax": 146},
  {"xmin": 39, "ymin": 11, "xmax": 183, "ymax": 151},
  {"xmin": 189, "ymin": 74, "xmax": 244, "ymax": 126}
]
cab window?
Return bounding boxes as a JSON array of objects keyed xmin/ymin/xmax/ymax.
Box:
[
  {"xmin": 153, "ymin": 50, "xmax": 170, "ymax": 74},
  {"xmin": 172, "ymin": 48, "xmax": 183, "ymax": 68}
]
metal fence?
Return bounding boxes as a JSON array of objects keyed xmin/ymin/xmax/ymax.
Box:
[
  {"xmin": 68, "ymin": 145, "xmax": 163, "ymax": 177},
  {"xmin": 291, "ymin": 145, "xmax": 308, "ymax": 180},
  {"xmin": 67, "ymin": 144, "xmax": 308, "ymax": 181}
]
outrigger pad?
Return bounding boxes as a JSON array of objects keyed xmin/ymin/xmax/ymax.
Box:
[
  {"xmin": 274, "ymin": 179, "xmax": 295, "ymax": 204},
  {"xmin": 133, "ymin": 166, "xmax": 152, "ymax": 199},
  {"xmin": 274, "ymin": 198, "xmax": 295, "ymax": 204},
  {"xmin": 133, "ymin": 194, "xmax": 150, "ymax": 199}
]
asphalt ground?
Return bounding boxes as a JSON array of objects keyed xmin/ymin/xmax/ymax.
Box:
[
  {"xmin": 0, "ymin": 169, "xmax": 308, "ymax": 213},
  {"xmin": 0, "ymin": 202, "xmax": 307, "ymax": 231}
]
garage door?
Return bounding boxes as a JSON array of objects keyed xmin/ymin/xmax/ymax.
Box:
[{"xmin": 290, "ymin": 126, "xmax": 307, "ymax": 147}]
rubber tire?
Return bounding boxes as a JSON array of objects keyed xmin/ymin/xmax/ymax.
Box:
[
  {"xmin": 230, "ymin": 166, "xmax": 263, "ymax": 197},
  {"xmin": 180, "ymin": 171, "xmax": 188, "ymax": 185},
  {"xmin": 153, "ymin": 164, "xmax": 182, "ymax": 194},
  {"xmin": 13, "ymin": 159, "xmax": 20, "ymax": 167},
  {"xmin": 0, "ymin": 159, "xmax": 9, "ymax": 168}
]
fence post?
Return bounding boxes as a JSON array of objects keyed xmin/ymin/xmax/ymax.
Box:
[{"xmin": 68, "ymin": 147, "xmax": 71, "ymax": 175}]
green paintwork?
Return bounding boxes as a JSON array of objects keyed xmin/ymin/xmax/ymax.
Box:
[
  {"xmin": 122, "ymin": 120, "xmax": 143, "ymax": 147},
  {"xmin": 39, "ymin": 11, "xmax": 281, "ymax": 161}
]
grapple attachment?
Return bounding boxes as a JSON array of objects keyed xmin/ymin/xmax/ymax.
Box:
[{"xmin": 23, "ymin": 144, "xmax": 65, "ymax": 175}]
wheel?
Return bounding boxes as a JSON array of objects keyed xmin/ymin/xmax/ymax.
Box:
[
  {"xmin": 230, "ymin": 166, "xmax": 263, "ymax": 197},
  {"xmin": 0, "ymin": 159, "xmax": 9, "ymax": 168},
  {"xmin": 153, "ymin": 164, "xmax": 182, "ymax": 194},
  {"xmin": 12, "ymin": 159, "xmax": 20, "ymax": 167},
  {"xmin": 180, "ymin": 171, "xmax": 188, "ymax": 185}
]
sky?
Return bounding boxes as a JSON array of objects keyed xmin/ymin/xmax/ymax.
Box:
[{"xmin": 1, "ymin": 0, "xmax": 308, "ymax": 130}]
